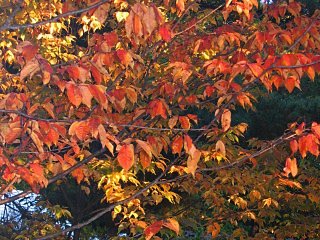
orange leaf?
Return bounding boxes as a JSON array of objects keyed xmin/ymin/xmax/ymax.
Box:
[
  {"xmin": 172, "ymin": 136, "xmax": 183, "ymax": 155},
  {"xmin": 118, "ymin": 144, "xmax": 135, "ymax": 171},
  {"xmin": 179, "ymin": 116, "xmax": 190, "ymax": 129},
  {"xmin": 183, "ymin": 134, "xmax": 193, "ymax": 154},
  {"xmin": 168, "ymin": 116, "xmax": 178, "ymax": 129},
  {"xmin": 91, "ymin": 65, "xmax": 102, "ymax": 84},
  {"xmin": 4, "ymin": 128, "xmax": 21, "ymax": 144},
  {"xmin": 67, "ymin": 66, "xmax": 90, "ymax": 82},
  {"xmin": 47, "ymin": 128, "xmax": 59, "ymax": 146},
  {"xmin": 22, "ymin": 45, "xmax": 38, "ymax": 62},
  {"xmin": 221, "ymin": 109, "xmax": 231, "ymax": 132},
  {"xmin": 280, "ymin": 54, "xmax": 297, "ymax": 66},
  {"xmin": 147, "ymin": 99, "xmax": 167, "ymax": 119},
  {"xmin": 312, "ymin": 122, "xmax": 320, "ymax": 139},
  {"xmin": 216, "ymin": 140, "xmax": 226, "ymax": 157},
  {"xmin": 140, "ymin": 150, "xmax": 152, "ymax": 169},
  {"xmin": 283, "ymin": 157, "xmax": 298, "ymax": 177},
  {"xmin": 42, "ymin": 102, "xmax": 55, "ymax": 118},
  {"xmin": 71, "ymin": 168, "xmax": 85, "ymax": 184},
  {"xmin": 284, "ymin": 76, "xmax": 296, "ymax": 93},
  {"xmin": 133, "ymin": 14, "xmax": 143, "ymax": 37},
  {"xmin": 66, "ymin": 82, "xmax": 82, "ymax": 107},
  {"xmin": 79, "ymin": 85, "xmax": 93, "ymax": 108},
  {"xmin": 136, "ymin": 140, "xmax": 152, "ymax": 159},
  {"xmin": 145, "ymin": 221, "xmax": 163, "ymax": 240},
  {"xmin": 176, "ymin": 0, "xmax": 185, "ymax": 13},
  {"xmin": 88, "ymin": 85, "xmax": 108, "ymax": 110},
  {"xmin": 116, "ymin": 49, "xmax": 134, "ymax": 67},
  {"xmin": 163, "ymin": 218, "xmax": 179, "ymax": 235},
  {"xmin": 207, "ymin": 222, "xmax": 221, "ymax": 238},
  {"xmin": 187, "ymin": 149, "xmax": 201, "ymax": 177},
  {"xmin": 298, "ymin": 136, "xmax": 307, "ymax": 158},
  {"xmin": 290, "ymin": 139, "xmax": 298, "ymax": 154},
  {"xmin": 248, "ymin": 63, "xmax": 263, "ymax": 77},
  {"xmin": 272, "ymin": 75, "xmax": 283, "ymax": 90}
]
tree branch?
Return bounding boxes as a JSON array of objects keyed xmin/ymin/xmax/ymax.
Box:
[
  {"xmin": 36, "ymin": 157, "xmax": 180, "ymax": 240},
  {"xmin": 0, "ymin": 0, "xmax": 110, "ymax": 31}
]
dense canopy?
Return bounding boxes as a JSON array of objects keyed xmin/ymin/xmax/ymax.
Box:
[{"xmin": 0, "ymin": 0, "xmax": 320, "ymax": 239}]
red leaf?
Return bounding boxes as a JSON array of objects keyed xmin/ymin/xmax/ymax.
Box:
[
  {"xmin": 159, "ymin": 25, "xmax": 172, "ymax": 42},
  {"xmin": 312, "ymin": 122, "xmax": 320, "ymax": 139},
  {"xmin": 145, "ymin": 221, "xmax": 163, "ymax": 240},
  {"xmin": 104, "ymin": 32, "xmax": 118, "ymax": 47},
  {"xmin": 172, "ymin": 136, "xmax": 183, "ymax": 155},
  {"xmin": 118, "ymin": 144, "xmax": 135, "ymax": 171}
]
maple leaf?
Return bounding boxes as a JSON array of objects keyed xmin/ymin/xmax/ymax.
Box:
[{"xmin": 118, "ymin": 144, "xmax": 135, "ymax": 171}]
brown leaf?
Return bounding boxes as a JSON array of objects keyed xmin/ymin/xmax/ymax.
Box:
[
  {"xmin": 187, "ymin": 149, "xmax": 201, "ymax": 177},
  {"xmin": 216, "ymin": 140, "xmax": 226, "ymax": 157},
  {"xmin": 136, "ymin": 140, "xmax": 152, "ymax": 159},
  {"xmin": 221, "ymin": 109, "xmax": 231, "ymax": 132},
  {"xmin": 20, "ymin": 58, "xmax": 40, "ymax": 81}
]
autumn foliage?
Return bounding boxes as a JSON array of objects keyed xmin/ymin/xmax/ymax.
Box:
[{"xmin": 0, "ymin": 0, "xmax": 320, "ymax": 239}]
